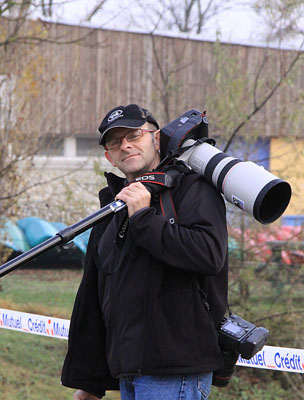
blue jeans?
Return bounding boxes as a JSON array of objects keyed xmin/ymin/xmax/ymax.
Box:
[{"xmin": 119, "ymin": 373, "xmax": 212, "ymax": 400}]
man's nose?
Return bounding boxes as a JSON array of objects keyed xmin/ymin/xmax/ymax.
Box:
[{"xmin": 119, "ymin": 136, "xmax": 131, "ymax": 150}]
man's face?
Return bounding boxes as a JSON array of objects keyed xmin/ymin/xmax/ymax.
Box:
[{"xmin": 104, "ymin": 123, "xmax": 160, "ymax": 181}]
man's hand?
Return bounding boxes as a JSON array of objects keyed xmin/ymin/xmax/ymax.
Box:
[
  {"xmin": 116, "ymin": 182, "xmax": 151, "ymax": 217},
  {"xmin": 73, "ymin": 389, "xmax": 101, "ymax": 400}
]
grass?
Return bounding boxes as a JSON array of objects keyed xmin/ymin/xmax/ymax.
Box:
[
  {"xmin": 0, "ymin": 267, "xmax": 302, "ymax": 399},
  {"xmin": 0, "ymin": 330, "xmax": 73, "ymax": 400},
  {"xmin": 0, "ymin": 269, "xmax": 81, "ymax": 318},
  {"xmin": 0, "ymin": 268, "xmax": 120, "ymax": 400}
]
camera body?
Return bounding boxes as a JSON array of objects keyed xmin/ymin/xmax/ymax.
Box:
[
  {"xmin": 218, "ymin": 314, "xmax": 269, "ymax": 359},
  {"xmin": 212, "ymin": 314, "xmax": 269, "ymax": 387}
]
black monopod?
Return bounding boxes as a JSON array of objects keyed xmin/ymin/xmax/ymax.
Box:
[
  {"xmin": 0, "ymin": 200, "xmax": 125, "ymax": 278},
  {"xmin": 0, "ymin": 168, "xmax": 179, "ymax": 278}
]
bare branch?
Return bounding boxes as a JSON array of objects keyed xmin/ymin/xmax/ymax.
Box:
[
  {"xmin": 196, "ymin": 0, "xmax": 213, "ymax": 34},
  {"xmin": 0, "ymin": 16, "xmax": 111, "ymax": 49},
  {"xmin": 85, "ymin": 0, "xmax": 108, "ymax": 21},
  {"xmin": 224, "ymin": 42, "xmax": 304, "ymax": 152},
  {"xmin": 0, "ymin": 163, "xmax": 85, "ymax": 201},
  {"xmin": 253, "ymin": 54, "xmax": 268, "ymax": 110},
  {"xmin": 254, "ymin": 309, "xmax": 304, "ymax": 324}
]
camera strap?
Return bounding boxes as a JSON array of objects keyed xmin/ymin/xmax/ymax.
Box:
[
  {"xmin": 159, "ymin": 189, "xmax": 177, "ymax": 224},
  {"xmin": 130, "ymin": 163, "xmax": 192, "ymax": 225},
  {"xmin": 109, "ymin": 170, "xmax": 183, "ymax": 275},
  {"xmin": 137, "ymin": 173, "xmax": 177, "ymax": 224}
]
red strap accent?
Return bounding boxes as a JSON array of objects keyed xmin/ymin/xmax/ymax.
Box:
[{"xmin": 160, "ymin": 189, "xmax": 178, "ymax": 224}]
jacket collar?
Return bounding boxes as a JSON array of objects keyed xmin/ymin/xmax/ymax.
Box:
[{"xmin": 104, "ymin": 172, "xmax": 127, "ymax": 197}]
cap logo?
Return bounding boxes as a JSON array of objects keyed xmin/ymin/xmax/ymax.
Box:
[{"xmin": 108, "ymin": 109, "xmax": 123, "ymax": 122}]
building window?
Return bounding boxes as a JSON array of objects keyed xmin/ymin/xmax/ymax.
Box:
[
  {"xmin": 36, "ymin": 136, "xmax": 64, "ymax": 156},
  {"xmin": 76, "ymin": 137, "xmax": 103, "ymax": 157}
]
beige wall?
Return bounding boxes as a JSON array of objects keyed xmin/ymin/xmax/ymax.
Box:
[
  {"xmin": 270, "ymin": 138, "xmax": 304, "ymax": 216},
  {"xmin": 2, "ymin": 18, "xmax": 303, "ymax": 138}
]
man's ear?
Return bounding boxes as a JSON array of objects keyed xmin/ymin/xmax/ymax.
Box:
[
  {"xmin": 154, "ymin": 130, "xmax": 160, "ymax": 151},
  {"xmin": 105, "ymin": 151, "xmax": 116, "ymax": 167}
]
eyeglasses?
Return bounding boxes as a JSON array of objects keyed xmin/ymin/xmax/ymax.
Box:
[{"xmin": 104, "ymin": 128, "xmax": 156, "ymax": 150}]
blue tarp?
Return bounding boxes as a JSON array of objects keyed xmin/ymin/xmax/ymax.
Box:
[
  {"xmin": 1, "ymin": 217, "xmax": 92, "ymax": 268},
  {"xmin": 17, "ymin": 217, "xmax": 58, "ymax": 248},
  {"xmin": 0, "ymin": 219, "xmax": 30, "ymax": 253}
]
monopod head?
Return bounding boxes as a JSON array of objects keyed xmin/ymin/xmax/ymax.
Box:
[{"xmin": 160, "ymin": 109, "xmax": 292, "ymax": 224}]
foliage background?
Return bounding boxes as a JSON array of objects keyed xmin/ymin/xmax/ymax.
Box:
[{"xmin": 0, "ymin": 0, "xmax": 304, "ymax": 399}]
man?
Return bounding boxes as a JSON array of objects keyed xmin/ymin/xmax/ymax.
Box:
[{"xmin": 61, "ymin": 104, "xmax": 229, "ymax": 400}]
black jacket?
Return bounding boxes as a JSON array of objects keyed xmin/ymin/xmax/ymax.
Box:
[{"xmin": 61, "ymin": 171, "xmax": 229, "ymax": 398}]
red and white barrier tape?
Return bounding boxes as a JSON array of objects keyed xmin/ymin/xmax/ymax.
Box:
[{"xmin": 0, "ymin": 308, "xmax": 303, "ymax": 374}]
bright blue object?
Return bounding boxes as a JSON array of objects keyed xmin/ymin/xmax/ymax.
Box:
[
  {"xmin": 17, "ymin": 217, "xmax": 58, "ymax": 247},
  {"xmin": 77, "ymin": 229, "xmax": 92, "ymax": 248},
  {"xmin": 0, "ymin": 219, "xmax": 30, "ymax": 253}
]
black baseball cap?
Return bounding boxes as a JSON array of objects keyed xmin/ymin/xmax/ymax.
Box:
[{"xmin": 98, "ymin": 104, "xmax": 159, "ymax": 145}]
